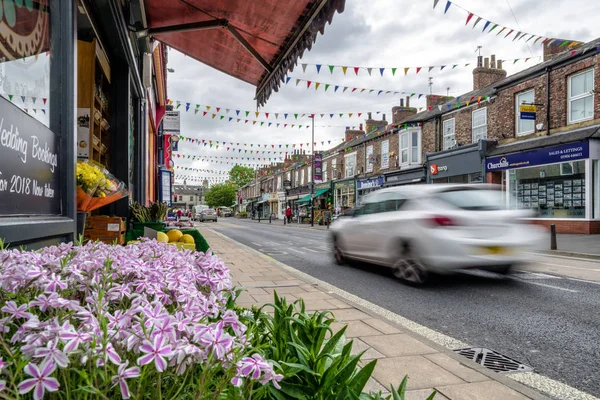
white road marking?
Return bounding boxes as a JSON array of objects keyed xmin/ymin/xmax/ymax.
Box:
[
  {"xmin": 301, "ymin": 247, "xmax": 322, "ymax": 253},
  {"xmin": 563, "ymin": 276, "xmax": 600, "ymax": 286},
  {"xmin": 530, "ymin": 252, "xmax": 600, "ymax": 264},
  {"xmin": 251, "ymin": 242, "xmax": 263, "ymax": 247},
  {"xmin": 288, "ymin": 248, "xmax": 305, "ymax": 254},
  {"xmin": 511, "ymin": 277, "xmax": 578, "ymax": 293},
  {"xmin": 537, "ymin": 261, "xmax": 600, "ymax": 272}
]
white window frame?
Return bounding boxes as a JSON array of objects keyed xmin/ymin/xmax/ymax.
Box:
[
  {"xmin": 443, "ymin": 118, "xmax": 455, "ymax": 150},
  {"xmin": 516, "ymin": 89, "xmax": 535, "ymax": 136},
  {"xmin": 344, "ymin": 153, "xmax": 357, "ymax": 178},
  {"xmin": 365, "ymin": 145, "xmax": 374, "ymax": 173},
  {"xmin": 332, "ymin": 159, "xmax": 337, "ymax": 179},
  {"xmin": 294, "ymin": 170, "xmax": 298, "ymax": 186},
  {"xmin": 568, "ymin": 68, "xmax": 595, "ymax": 124},
  {"xmin": 277, "ymin": 176, "xmax": 281, "ymax": 190},
  {"xmin": 308, "ymin": 166, "xmax": 312, "ymax": 182},
  {"xmin": 472, "ymin": 107, "xmax": 487, "ymax": 142},
  {"xmin": 300, "ymin": 169, "xmax": 304, "ymax": 185},
  {"xmin": 399, "ymin": 129, "xmax": 422, "ymax": 165},
  {"xmin": 381, "ymin": 140, "xmax": 390, "ymax": 169},
  {"xmin": 322, "ymin": 161, "xmax": 328, "ymax": 182}
]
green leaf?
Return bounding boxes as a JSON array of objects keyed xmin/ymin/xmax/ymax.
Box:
[
  {"xmin": 279, "ymin": 382, "xmax": 311, "ymax": 398},
  {"xmin": 348, "ymin": 359, "xmax": 377, "ymax": 394},
  {"xmin": 392, "ymin": 375, "xmax": 409, "ymax": 400},
  {"xmin": 269, "ymin": 385, "xmax": 291, "ymax": 400},
  {"xmin": 424, "ymin": 390, "xmax": 437, "ymax": 400},
  {"xmin": 282, "ymin": 362, "xmax": 321, "ymax": 377},
  {"xmin": 318, "ymin": 326, "xmax": 347, "ymax": 361}
]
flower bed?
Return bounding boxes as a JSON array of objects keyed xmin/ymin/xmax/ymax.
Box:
[{"xmin": 0, "ymin": 240, "xmax": 281, "ymax": 399}]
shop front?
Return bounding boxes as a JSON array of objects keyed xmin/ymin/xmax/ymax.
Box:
[
  {"xmin": 383, "ymin": 167, "xmax": 426, "ymax": 187},
  {"xmin": 277, "ymin": 192, "xmax": 287, "ymax": 219},
  {"xmin": 357, "ymin": 176, "xmax": 384, "ymax": 205},
  {"xmin": 333, "ymin": 178, "xmax": 356, "ymax": 212},
  {"xmin": 269, "ymin": 193, "xmax": 279, "ymax": 218},
  {"xmin": 486, "ymin": 133, "xmax": 600, "ymax": 233},
  {"xmin": 425, "ymin": 141, "xmax": 493, "ymax": 184}
]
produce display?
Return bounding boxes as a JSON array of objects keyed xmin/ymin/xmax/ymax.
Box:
[
  {"xmin": 130, "ymin": 201, "xmax": 168, "ymax": 222},
  {"xmin": 131, "ymin": 229, "xmax": 196, "ymax": 250}
]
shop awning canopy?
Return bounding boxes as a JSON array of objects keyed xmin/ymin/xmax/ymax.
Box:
[
  {"xmin": 143, "ymin": 0, "xmax": 345, "ymax": 106},
  {"xmin": 297, "ymin": 188, "xmax": 330, "ymax": 204}
]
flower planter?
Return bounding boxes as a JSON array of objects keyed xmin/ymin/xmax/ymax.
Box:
[{"xmin": 132, "ymin": 221, "xmax": 166, "ymax": 231}]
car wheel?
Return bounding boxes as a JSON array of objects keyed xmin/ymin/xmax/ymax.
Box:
[
  {"xmin": 392, "ymin": 243, "xmax": 428, "ymax": 285},
  {"xmin": 332, "ymin": 236, "xmax": 346, "ymax": 265},
  {"xmin": 495, "ymin": 264, "xmax": 513, "ymax": 275}
]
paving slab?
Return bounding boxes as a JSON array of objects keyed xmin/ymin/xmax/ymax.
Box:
[
  {"xmin": 331, "ymin": 320, "xmax": 384, "ymax": 338},
  {"xmin": 437, "ymin": 380, "xmax": 532, "ymax": 400},
  {"xmin": 362, "ymin": 334, "xmax": 437, "ymax": 357},
  {"xmin": 425, "ymin": 353, "xmax": 489, "ymax": 383},
  {"xmin": 371, "ymin": 356, "xmax": 465, "ymax": 390}
]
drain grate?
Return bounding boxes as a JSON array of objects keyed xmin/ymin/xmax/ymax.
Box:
[{"xmin": 453, "ymin": 347, "xmax": 533, "ymax": 374}]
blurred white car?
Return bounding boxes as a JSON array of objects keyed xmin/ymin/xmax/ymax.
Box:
[{"xmin": 330, "ymin": 184, "xmax": 545, "ymax": 284}]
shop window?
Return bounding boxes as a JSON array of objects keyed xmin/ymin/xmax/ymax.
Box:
[
  {"xmin": 400, "ymin": 130, "xmax": 421, "ymax": 165},
  {"xmin": 568, "ymin": 68, "xmax": 594, "ymax": 124},
  {"xmin": 294, "ymin": 170, "xmax": 298, "ymax": 186},
  {"xmin": 516, "ymin": 90, "xmax": 535, "ymax": 136},
  {"xmin": 332, "ymin": 159, "xmax": 337, "ymax": 179},
  {"xmin": 381, "ymin": 140, "xmax": 390, "ymax": 169},
  {"xmin": 509, "ymin": 160, "xmax": 586, "ymax": 218},
  {"xmin": 443, "ymin": 119, "xmax": 455, "ymax": 150},
  {"xmin": 0, "ymin": 1, "xmax": 51, "ymax": 128},
  {"xmin": 323, "ymin": 161, "xmax": 328, "ymax": 182},
  {"xmin": 472, "ymin": 108, "xmax": 487, "ymax": 142},
  {"xmin": 365, "ymin": 145, "xmax": 374, "ymax": 173},
  {"xmin": 345, "ymin": 153, "xmax": 357, "ymax": 178},
  {"xmin": 308, "ymin": 166, "xmax": 312, "ymax": 182},
  {"xmin": 189, "ymin": 196, "xmax": 193, "ymax": 202}
]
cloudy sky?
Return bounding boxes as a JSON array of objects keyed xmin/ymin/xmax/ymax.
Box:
[{"xmin": 168, "ymin": 0, "xmax": 599, "ymax": 185}]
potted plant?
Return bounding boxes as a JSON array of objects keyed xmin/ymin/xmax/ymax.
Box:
[{"xmin": 130, "ymin": 201, "xmax": 168, "ymax": 230}]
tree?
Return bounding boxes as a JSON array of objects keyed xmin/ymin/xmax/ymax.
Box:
[
  {"xmin": 204, "ymin": 182, "xmax": 237, "ymax": 209},
  {"xmin": 228, "ymin": 165, "xmax": 255, "ymax": 189}
]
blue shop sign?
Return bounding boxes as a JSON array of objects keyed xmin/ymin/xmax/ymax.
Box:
[
  {"xmin": 357, "ymin": 176, "xmax": 384, "ymax": 190},
  {"xmin": 486, "ymin": 141, "xmax": 589, "ymax": 172}
]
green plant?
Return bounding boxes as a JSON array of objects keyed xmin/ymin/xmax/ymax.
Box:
[
  {"xmin": 240, "ymin": 293, "xmax": 437, "ymax": 400},
  {"xmin": 130, "ymin": 201, "xmax": 168, "ymax": 222}
]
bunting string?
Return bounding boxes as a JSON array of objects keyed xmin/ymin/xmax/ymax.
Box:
[
  {"xmin": 295, "ymin": 56, "xmax": 542, "ymax": 77},
  {"xmin": 174, "ymin": 153, "xmax": 281, "ymax": 165},
  {"xmin": 176, "ymin": 135, "xmax": 344, "ymax": 151},
  {"xmin": 168, "ymin": 99, "xmax": 387, "ymax": 120},
  {"xmin": 174, "ymin": 174, "xmax": 229, "ymax": 183},
  {"xmin": 433, "ymin": 0, "xmax": 583, "ymax": 49}
]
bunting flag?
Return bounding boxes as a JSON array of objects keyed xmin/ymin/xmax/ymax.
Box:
[
  {"xmin": 167, "ymin": 99, "xmax": 388, "ymax": 120},
  {"xmin": 433, "ymin": 0, "xmax": 583, "ymax": 49},
  {"xmin": 176, "ymin": 135, "xmax": 341, "ymax": 152},
  {"xmin": 295, "ymin": 56, "xmax": 541, "ymax": 77}
]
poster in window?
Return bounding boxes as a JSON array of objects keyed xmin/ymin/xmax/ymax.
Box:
[
  {"xmin": 77, "ymin": 108, "xmax": 91, "ymax": 158},
  {"xmin": 564, "ymin": 187, "xmax": 572, "ymax": 194},
  {"xmin": 531, "ymin": 183, "xmax": 538, "ymax": 189},
  {"xmin": 574, "ymin": 179, "xmax": 583, "ymax": 186},
  {"xmin": 524, "ymin": 183, "xmax": 531, "ymax": 189},
  {"xmin": 524, "ymin": 196, "xmax": 531, "ymax": 202},
  {"xmin": 381, "ymin": 140, "xmax": 390, "ymax": 169},
  {"xmin": 539, "ymin": 191, "xmax": 546, "ymax": 198},
  {"xmin": 555, "ymin": 184, "xmax": 563, "ymax": 191},
  {"xmin": 565, "ymin": 201, "xmax": 572, "ymax": 207},
  {"xmin": 573, "ymin": 186, "xmax": 582, "ymax": 193},
  {"xmin": 539, "ymin": 198, "xmax": 547, "ymax": 205},
  {"xmin": 564, "ymin": 180, "xmax": 572, "ymax": 187},
  {"xmin": 539, "ymin": 185, "xmax": 546, "ymax": 192},
  {"xmin": 564, "ymin": 193, "xmax": 572, "ymax": 200},
  {"xmin": 573, "ymin": 193, "xmax": 582, "ymax": 199},
  {"xmin": 547, "ymin": 188, "xmax": 555, "ymax": 195},
  {"xmin": 547, "ymin": 181, "xmax": 554, "ymax": 187},
  {"xmin": 574, "ymin": 200, "xmax": 582, "ymax": 206},
  {"xmin": 518, "ymin": 184, "xmax": 523, "ymax": 189},
  {"xmin": 531, "ymin": 189, "xmax": 538, "ymax": 195}
]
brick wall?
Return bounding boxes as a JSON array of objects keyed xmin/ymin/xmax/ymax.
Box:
[
  {"xmin": 529, "ymin": 219, "xmax": 600, "ymax": 234},
  {"xmin": 422, "ymin": 120, "xmax": 436, "ymax": 153},
  {"xmin": 491, "ymin": 53, "xmax": 600, "ymax": 141},
  {"xmin": 426, "ymin": 95, "xmax": 454, "ymax": 110}
]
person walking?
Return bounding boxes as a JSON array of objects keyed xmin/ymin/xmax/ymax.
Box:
[
  {"xmin": 323, "ymin": 207, "xmax": 331, "ymax": 229},
  {"xmin": 285, "ymin": 206, "xmax": 292, "ymax": 224},
  {"xmin": 176, "ymin": 209, "xmax": 183, "ymax": 221}
]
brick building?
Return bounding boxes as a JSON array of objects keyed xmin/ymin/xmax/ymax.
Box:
[{"xmin": 238, "ymin": 36, "xmax": 600, "ymax": 232}]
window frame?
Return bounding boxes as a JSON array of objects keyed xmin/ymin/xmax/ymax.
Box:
[
  {"xmin": 399, "ymin": 129, "xmax": 422, "ymax": 165},
  {"xmin": 472, "ymin": 107, "xmax": 487, "ymax": 142},
  {"xmin": 381, "ymin": 140, "xmax": 390, "ymax": 169},
  {"xmin": 365, "ymin": 145, "xmax": 374, "ymax": 173},
  {"xmin": 344, "ymin": 153, "xmax": 357, "ymax": 178},
  {"xmin": 516, "ymin": 89, "xmax": 535, "ymax": 136},
  {"xmin": 332, "ymin": 158, "xmax": 338, "ymax": 179},
  {"xmin": 443, "ymin": 118, "xmax": 456, "ymax": 150},
  {"xmin": 322, "ymin": 160, "xmax": 328, "ymax": 182},
  {"xmin": 568, "ymin": 68, "xmax": 595, "ymax": 125}
]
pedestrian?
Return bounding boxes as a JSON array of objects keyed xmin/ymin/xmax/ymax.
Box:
[
  {"xmin": 285, "ymin": 206, "xmax": 292, "ymax": 224},
  {"xmin": 217, "ymin": 209, "xmax": 221, "ymax": 218},
  {"xmin": 323, "ymin": 208, "xmax": 331, "ymax": 229},
  {"xmin": 252, "ymin": 208, "xmax": 256, "ymax": 220},
  {"xmin": 176, "ymin": 209, "xmax": 182, "ymax": 221}
]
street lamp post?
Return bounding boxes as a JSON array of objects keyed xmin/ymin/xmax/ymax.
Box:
[{"xmin": 311, "ymin": 115, "xmax": 315, "ymax": 227}]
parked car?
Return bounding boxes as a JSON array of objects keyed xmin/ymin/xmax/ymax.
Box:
[
  {"xmin": 330, "ymin": 184, "xmax": 545, "ymax": 285},
  {"xmin": 198, "ymin": 209, "xmax": 218, "ymax": 222},
  {"xmin": 193, "ymin": 205, "xmax": 209, "ymax": 221}
]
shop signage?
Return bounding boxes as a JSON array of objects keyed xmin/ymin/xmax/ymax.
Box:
[
  {"xmin": 430, "ymin": 164, "xmax": 448, "ymax": 175},
  {"xmin": 519, "ymin": 104, "xmax": 537, "ymax": 120},
  {"xmin": 283, "ymin": 180, "xmax": 291, "ymax": 189},
  {"xmin": 0, "ymin": 98, "xmax": 60, "ymax": 216},
  {"xmin": 159, "ymin": 169, "xmax": 172, "ymax": 207},
  {"xmin": 333, "ymin": 179, "xmax": 355, "ymax": 190},
  {"xmin": 314, "ymin": 153, "xmax": 323, "ymax": 181},
  {"xmin": 357, "ymin": 176, "xmax": 384, "ymax": 190},
  {"xmin": 163, "ymin": 111, "xmax": 180, "ymax": 132},
  {"xmin": 486, "ymin": 141, "xmax": 589, "ymax": 172}
]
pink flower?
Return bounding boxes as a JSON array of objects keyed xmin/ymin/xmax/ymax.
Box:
[
  {"xmin": 239, "ymin": 354, "xmax": 269, "ymax": 380},
  {"xmin": 44, "ymin": 273, "xmax": 67, "ymax": 292},
  {"xmin": 60, "ymin": 329, "xmax": 92, "ymax": 353},
  {"xmin": 1, "ymin": 301, "xmax": 32, "ymax": 319},
  {"xmin": 111, "ymin": 361, "xmax": 140, "ymax": 399},
  {"xmin": 18, "ymin": 361, "xmax": 60, "ymax": 400},
  {"xmin": 35, "ymin": 340, "xmax": 69, "ymax": 368},
  {"xmin": 137, "ymin": 335, "xmax": 174, "ymax": 372},
  {"xmin": 198, "ymin": 321, "xmax": 234, "ymax": 360}
]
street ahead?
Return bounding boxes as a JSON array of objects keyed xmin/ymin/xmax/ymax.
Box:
[{"xmin": 207, "ymin": 218, "xmax": 600, "ymax": 398}]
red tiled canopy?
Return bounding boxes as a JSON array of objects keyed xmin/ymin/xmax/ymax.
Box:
[{"xmin": 143, "ymin": 0, "xmax": 345, "ymax": 106}]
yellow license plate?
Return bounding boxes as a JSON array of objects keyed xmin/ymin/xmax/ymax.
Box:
[{"xmin": 479, "ymin": 246, "xmax": 509, "ymax": 255}]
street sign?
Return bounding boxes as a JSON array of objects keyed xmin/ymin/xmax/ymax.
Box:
[
  {"xmin": 519, "ymin": 104, "xmax": 537, "ymax": 120},
  {"xmin": 283, "ymin": 180, "xmax": 291, "ymax": 189},
  {"xmin": 163, "ymin": 111, "xmax": 180, "ymax": 132}
]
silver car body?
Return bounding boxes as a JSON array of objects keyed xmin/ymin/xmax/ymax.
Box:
[
  {"xmin": 199, "ymin": 209, "xmax": 218, "ymax": 222},
  {"xmin": 330, "ymin": 184, "xmax": 545, "ymax": 274}
]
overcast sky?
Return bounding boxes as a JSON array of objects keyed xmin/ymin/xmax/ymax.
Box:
[{"xmin": 167, "ymin": 0, "xmax": 599, "ymax": 185}]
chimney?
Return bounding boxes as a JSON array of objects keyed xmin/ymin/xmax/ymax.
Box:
[
  {"xmin": 345, "ymin": 127, "xmax": 365, "ymax": 142},
  {"xmin": 477, "ymin": 55, "xmax": 483, "ymax": 68},
  {"xmin": 472, "ymin": 53, "xmax": 507, "ymax": 90},
  {"xmin": 367, "ymin": 112, "xmax": 372, "ymax": 119},
  {"xmin": 426, "ymin": 95, "xmax": 454, "ymax": 110},
  {"xmin": 491, "ymin": 54, "xmax": 496, "ymax": 68},
  {"xmin": 405, "ymin": 96, "xmax": 410, "ymax": 108},
  {"xmin": 382, "ymin": 113, "xmax": 386, "ymax": 121},
  {"xmin": 399, "ymin": 98, "xmax": 404, "ymax": 107}
]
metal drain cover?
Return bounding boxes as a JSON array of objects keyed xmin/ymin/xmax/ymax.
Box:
[{"xmin": 453, "ymin": 347, "xmax": 533, "ymax": 374}]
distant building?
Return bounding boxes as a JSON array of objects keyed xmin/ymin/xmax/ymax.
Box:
[{"xmin": 172, "ymin": 184, "xmax": 206, "ymax": 210}]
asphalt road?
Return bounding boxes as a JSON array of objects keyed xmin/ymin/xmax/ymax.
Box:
[{"xmin": 207, "ymin": 218, "xmax": 600, "ymax": 397}]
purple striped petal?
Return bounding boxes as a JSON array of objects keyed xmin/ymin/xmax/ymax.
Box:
[
  {"xmin": 139, "ymin": 344, "xmax": 154, "ymax": 354},
  {"xmin": 41, "ymin": 361, "xmax": 56, "ymax": 377},
  {"xmin": 155, "ymin": 356, "xmax": 167, "ymax": 372},
  {"xmin": 17, "ymin": 378, "xmax": 38, "ymax": 393},
  {"xmin": 119, "ymin": 380, "xmax": 131, "ymax": 399},
  {"xmin": 33, "ymin": 383, "xmax": 45, "ymax": 400},
  {"xmin": 122, "ymin": 367, "xmax": 140, "ymax": 379},
  {"xmin": 43, "ymin": 377, "xmax": 60, "ymax": 391},
  {"xmin": 24, "ymin": 363, "xmax": 41, "ymax": 378}
]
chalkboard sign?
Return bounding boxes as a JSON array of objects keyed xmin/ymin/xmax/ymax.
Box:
[{"xmin": 0, "ymin": 97, "xmax": 60, "ymax": 216}]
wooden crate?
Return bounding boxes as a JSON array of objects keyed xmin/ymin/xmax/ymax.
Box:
[{"xmin": 85, "ymin": 216, "xmax": 126, "ymax": 232}]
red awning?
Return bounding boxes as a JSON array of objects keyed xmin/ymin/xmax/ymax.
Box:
[{"xmin": 143, "ymin": 0, "xmax": 345, "ymax": 106}]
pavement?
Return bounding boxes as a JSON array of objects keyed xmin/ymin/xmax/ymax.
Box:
[
  {"xmin": 542, "ymin": 234, "xmax": 600, "ymax": 259},
  {"xmin": 197, "ymin": 224, "xmax": 558, "ymax": 400},
  {"xmin": 202, "ymin": 218, "xmax": 600, "ymax": 400},
  {"xmin": 230, "ymin": 216, "xmax": 330, "ymax": 230}
]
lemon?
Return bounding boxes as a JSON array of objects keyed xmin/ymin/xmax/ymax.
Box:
[
  {"xmin": 166, "ymin": 230, "xmax": 183, "ymax": 243},
  {"xmin": 179, "ymin": 234, "xmax": 195, "ymax": 244},
  {"xmin": 156, "ymin": 232, "xmax": 169, "ymax": 243}
]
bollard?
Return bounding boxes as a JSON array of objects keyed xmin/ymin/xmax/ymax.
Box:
[
  {"xmin": 269, "ymin": 214, "xmax": 272, "ymax": 224},
  {"xmin": 550, "ymin": 224, "xmax": 557, "ymax": 250}
]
